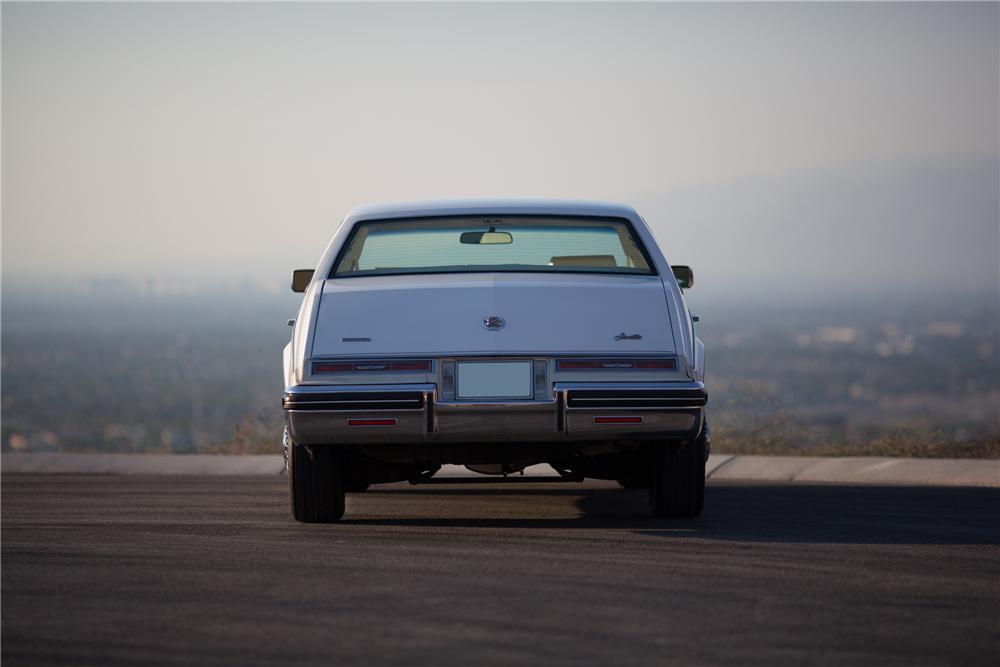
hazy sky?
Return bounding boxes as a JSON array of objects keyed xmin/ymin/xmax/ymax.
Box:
[{"xmin": 3, "ymin": 2, "xmax": 998, "ymax": 299}]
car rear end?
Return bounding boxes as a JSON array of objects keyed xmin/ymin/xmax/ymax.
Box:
[
  {"xmin": 282, "ymin": 202, "xmax": 708, "ymax": 522},
  {"xmin": 284, "ymin": 272, "xmax": 706, "ymax": 447}
]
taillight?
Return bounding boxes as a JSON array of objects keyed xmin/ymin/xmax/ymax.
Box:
[
  {"xmin": 313, "ymin": 359, "xmax": 433, "ymax": 374},
  {"xmin": 391, "ymin": 360, "xmax": 434, "ymax": 372},
  {"xmin": 556, "ymin": 358, "xmax": 675, "ymax": 371},
  {"xmin": 312, "ymin": 362, "xmax": 354, "ymax": 373},
  {"xmin": 558, "ymin": 359, "xmax": 599, "ymax": 370},
  {"xmin": 635, "ymin": 359, "xmax": 675, "ymax": 370}
]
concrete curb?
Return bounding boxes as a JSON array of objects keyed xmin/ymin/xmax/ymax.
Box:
[
  {"xmin": 0, "ymin": 453, "xmax": 286, "ymax": 476},
  {"xmin": 706, "ymin": 455, "xmax": 1000, "ymax": 488},
  {"xmin": 2, "ymin": 453, "xmax": 997, "ymax": 487}
]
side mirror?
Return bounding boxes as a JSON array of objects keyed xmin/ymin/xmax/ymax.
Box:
[
  {"xmin": 291, "ymin": 269, "xmax": 314, "ymax": 293},
  {"xmin": 671, "ymin": 265, "xmax": 694, "ymax": 289}
]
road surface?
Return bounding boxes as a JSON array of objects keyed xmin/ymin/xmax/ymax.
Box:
[{"xmin": 3, "ymin": 475, "xmax": 998, "ymax": 665}]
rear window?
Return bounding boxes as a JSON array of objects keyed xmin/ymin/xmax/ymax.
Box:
[{"xmin": 330, "ymin": 216, "xmax": 654, "ymax": 278}]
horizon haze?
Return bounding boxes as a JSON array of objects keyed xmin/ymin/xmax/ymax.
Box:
[{"xmin": 3, "ymin": 2, "xmax": 998, "ymax": 305}]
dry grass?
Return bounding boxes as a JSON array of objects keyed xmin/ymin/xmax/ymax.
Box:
[
  {"xmin": 708, "ymin": 381, "xmax": 1000, "ymax": 459},
  {"xmin": 713, "ymin": 427, "xmax": 1000, "ymax": 459}
]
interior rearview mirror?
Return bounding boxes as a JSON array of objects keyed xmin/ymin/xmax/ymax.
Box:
[
  {"xmin": 460, "ymin": 230, "xmax": 513, "ymax": 245},
  {"xmin": 291, "ymin": 269, "xmax": 314, "ymax": 293},
  {"xmin": 671, "ymin": 265, "xmax": 694, "ymax": 289}
]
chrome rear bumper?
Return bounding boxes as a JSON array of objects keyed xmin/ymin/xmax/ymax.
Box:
[{"xmin": 283, "ymin": 382, "xmax": 706, "ymax": 445}]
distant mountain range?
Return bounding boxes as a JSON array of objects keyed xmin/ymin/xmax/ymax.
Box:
[
  {"xmin": 3, "ymin": 154, "xmax": 997, "ymax": 309},
  {"xmin": 633, "ymin": 154, "xmax": 999, "ymax": 303}
]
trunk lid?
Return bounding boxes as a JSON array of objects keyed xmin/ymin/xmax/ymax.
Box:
[{"xmin": 311, "ymin": 273, "xmax": 676, "ymax": 357}]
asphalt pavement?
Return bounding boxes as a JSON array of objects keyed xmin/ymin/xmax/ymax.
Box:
[{"xmin": 2, "ymin": 475, "xmax": 998, "ymax": 666}]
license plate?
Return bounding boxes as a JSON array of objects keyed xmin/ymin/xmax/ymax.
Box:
[{"xmin": 456, "ymin": 361, "xmax": 533, "ymax": 399}]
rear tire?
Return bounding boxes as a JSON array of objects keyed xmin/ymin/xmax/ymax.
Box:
[
  {"xmin": 289, "ymin": 439, "xmax": 345, "ymax": 523},
  {"xmin": 650, "ymin": 434, "xmax": 706, "ymax": 518}
]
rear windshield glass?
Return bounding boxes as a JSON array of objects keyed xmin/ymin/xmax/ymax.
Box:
[{"xmin": 330, "ymin": 216, "xmax": 654, "ymax": 278}]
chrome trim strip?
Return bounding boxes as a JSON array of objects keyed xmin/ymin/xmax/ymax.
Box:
[
  {"xmin": 434, "ymin": 399, "xmax": 558, "ymax": 412},
  {"xmin": 285, "ymin": 383, "xmax": 436, "ymax": 395},
  {"xmin": 286, "ymin": 409, "xmax": 421, "ymax": 413},
  {"xmin": 555, "ymin": 381, "xmax": 705, "ymax": 391},
  {"xmin": 569, "ymin": 397, "xmax": 702, "ymax": 403},
  {"xmin": 290, "ymin": 399, "xmax": 421, "ymax": 405},
  {"xmin": 309, "ymin": 351, "xmax": 679, "ymax": 359}
]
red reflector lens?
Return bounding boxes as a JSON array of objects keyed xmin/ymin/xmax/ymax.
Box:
[
  {"xmin": 348, "ymin": 418, "xmax": 397, "ymax": 427},
  {"xmin": 312, "ymin": 362, "xmax": 353, "ymax": 373},
  {"xmin": 636, "ymin": 359, "xmax": 676, "ymax": 370},
  {"xmin": 594, "ymin": 416, "xmax": 644, "ymax": 424}
]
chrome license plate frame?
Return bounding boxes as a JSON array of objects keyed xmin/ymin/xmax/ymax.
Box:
[{"xmin": 456, "ymin": 361, "xmax": 534, "ymax": 400}]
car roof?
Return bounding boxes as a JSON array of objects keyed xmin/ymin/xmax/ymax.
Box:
[{"xmin": 343, "ymin": 199, "xmax": 640, "ymax": 223}]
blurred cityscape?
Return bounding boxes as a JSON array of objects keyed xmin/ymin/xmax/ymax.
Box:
[{"xmin": 2, "ymin": 280, "xmax": 998, "ymax": 457}]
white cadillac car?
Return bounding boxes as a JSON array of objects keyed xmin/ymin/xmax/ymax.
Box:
[{"xmin": 282, "ymin": 200, "xmax": 707, "ymax": 522}]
